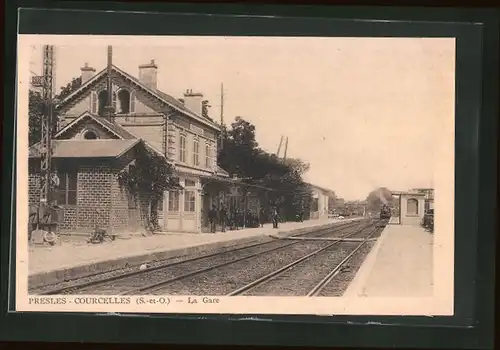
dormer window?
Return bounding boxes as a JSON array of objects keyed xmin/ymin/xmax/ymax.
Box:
[
  {"xmin": 118, "ymin": 89, "xmax": 131, "ymax": 114},
  {"xmin": 97, "ymin": 90, "xmax": 116, "ymax": 115},
  {"xmin": 83, "ymin": 130, "xmax": 98, "ymax": 140},
  {"xmin": 92, "ymin": 88, "xmax": 135, "ymax": 115}
]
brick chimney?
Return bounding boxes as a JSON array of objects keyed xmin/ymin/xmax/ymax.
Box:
[
  {"xmin": 80, "ymin": 63, "xmax": 96, "ymax": 84},
  {"xmin": 138, "ymin": 59, "xmax": 158, "ymax": 89},
  {"xmin": 183, "ymin": 89, "xmax": 203, "ymax": 116}
]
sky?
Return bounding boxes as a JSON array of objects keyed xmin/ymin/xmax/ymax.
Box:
[{"xmin": 27, "ymin": 36, "xmax": 455, "ymax": 200}]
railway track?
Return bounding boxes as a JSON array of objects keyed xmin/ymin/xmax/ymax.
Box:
[
  {"xmin": 34, "ymin": 219, "xmax": 369, "ymax": 295},
  {"xmin": 227, "ymin": 224, "xmax": 382, "ymax": 296},
  {"xmin": 122, "ymin": 219, "xmax": 384, "ymax": 296}
]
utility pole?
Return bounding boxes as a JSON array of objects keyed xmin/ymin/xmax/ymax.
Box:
[
  {"xmin": 283, "ymin": 137, "xmax": 289, "ymax": 160},
  {"xmin": 104, "ymin": 45, "xmax": 115, "ymax": 121},
  {"xmin": 29, "ymin": 45, "xmax": 61, "ymax": 245},
  {"xmin": 276, "ymin": 136, "xmax": 284, "ymax": 157},
  {"xmin": 37, "ymin": 45, "xmax": 56, "ymax": 205}
]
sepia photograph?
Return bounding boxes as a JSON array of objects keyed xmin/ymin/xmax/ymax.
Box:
[{"xmin": 16, "ymin": 35, "xmax": 455, "ymax": 315}]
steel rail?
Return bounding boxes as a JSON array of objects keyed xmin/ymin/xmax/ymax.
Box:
[
  {"xmin": 306, "ymin": 226, "xmax": 382, "ymax": 297},
  {"xmin": 121, "ymin": 221, "xmax": 369, "ymax": 295},
  {"xmin": 36, "ymin": 240, "xmax": 272, "ymax": 295},
  {"xmin": 226, "ymin": 222, "xmax": 382, "ymax": 296},
  {"xmin": 36, "ymin": 219, "xmax": 366, "ymax": 295}
]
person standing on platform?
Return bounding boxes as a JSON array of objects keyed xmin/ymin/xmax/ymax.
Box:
[
  {"xmin": 208, "ymin": 205, "xmax": 217, "ymax": 233},
  {"xmin": 272, "ymin": 207, "xmax": 279, "ymax": 229},
  {"xmin": 259, "ymin": 206, "xmax": 266, "ymax": 228},
  {"xmin": 219, "ymin": 205, "xmax": 227, "ymax": 232},
  {"xmin": 230, "ymin": 207, "xmax": 236, "ymax": 230},
  {"xmin": 234, "ymin": 208, "xmax": 240, "ymax": 230}
]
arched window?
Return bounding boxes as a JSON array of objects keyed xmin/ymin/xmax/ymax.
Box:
[
  {"xmin": 97, "ymin": 90, "xmax": 116, "ymax": 115},
  {"xmin": 407, "ymin": 198, "xmax": 419, "ymax": 215},
  {"xmin": 83, "ymin": 130, "xmax": 98, "ymax": 140},
  {"xmin": 98, "ymin": 90, "xmax": 108, "ymax": 115},
  {"xmin": 118, "ymin": 89, "xmax": 131, "ymax": 114}
]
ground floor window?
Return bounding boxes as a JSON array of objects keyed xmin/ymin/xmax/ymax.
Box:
[
  {"xmin": 54, "ymin": 171, "xmax": 77, "ymax": 205},
  {"xmin": 168, "ymin": 191, "xmax": 180, "ymax": 212},
  {"xmin": 184, "ymin": 190, "xmax": 196, "ymax": 212}
]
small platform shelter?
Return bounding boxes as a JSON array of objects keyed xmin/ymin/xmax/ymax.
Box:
[{"xmin": 391, "ymin": 190, "xmax": 426, "ymax": 226}]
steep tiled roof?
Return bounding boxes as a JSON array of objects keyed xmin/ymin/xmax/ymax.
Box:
[
  {"xmin": 56, "ymin": 64, "xmax": 220, "ymax": 131},
  {"xmin": 29, "ymin": 139, "xmax": 141, "ymax": 159},
  {"xmin": 114, "ymin": 66, "xmax": 219, "ymax": 129},
  {"xmin": 92, "ymin": 115, "xmax": 137, "ymax": 139},
  {"xmin": 154, "ymin": 89, "xmax": 216, "ymax": 124},
  {"xmin": 55, "ymin": 112, "xmax": 136, "ymax": 140},
  {"xmin": 55, "ymin": 112, "xmax": 165, "ymax": 157}
]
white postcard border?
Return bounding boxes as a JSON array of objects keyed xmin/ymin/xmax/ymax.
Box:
[{"xmin": 15, "ymin": 35, "xmax": 455, "ymax": 316}]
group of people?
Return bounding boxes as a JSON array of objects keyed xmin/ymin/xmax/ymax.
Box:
[{"xmin": 207, "ymin": 204, "xmax": 282, "ymax": 233}]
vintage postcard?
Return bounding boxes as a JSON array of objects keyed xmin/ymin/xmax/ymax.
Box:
[{"xmin": 16, "ymin": 34, "xmax": 455, "ymax": 315}]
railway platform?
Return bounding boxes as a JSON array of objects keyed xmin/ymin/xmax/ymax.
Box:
[
  {"xmin": 28, "ymin": 217, "xmax": 361, "ymax": 288},
  {"xmin": 344, "ymin": 223, "xmax": 433, "ymax": 298}
]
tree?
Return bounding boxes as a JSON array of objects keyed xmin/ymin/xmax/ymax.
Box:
[
  {"xmin": 218, "ymin": 116, "xmax": 314, "ymax": 221},
  {"xmin": 57, "ymin": 76, "xmax": 82, "ymax": 101},
  {"xmin": 28, "ymin": 90, "xmax": 45, "ymax": 146},
  {"xmin": 118, "ymin": 146, "xmax": 177, "ymax": 231},
  {"xmin": 218, "ymin": 116, "xmax": 260, "ymax": 177},
  {"xmin": 284, "ymin": 158, "xmax": 310, "ymax": 176},
  {"xmin": 28, "ymin": 75, "xmax": 82, "ymax": 146}
]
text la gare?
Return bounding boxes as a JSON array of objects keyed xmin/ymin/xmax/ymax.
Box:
[{"xmin": 188, "ymin": 297, "xmax": 220, "ymax": 304}]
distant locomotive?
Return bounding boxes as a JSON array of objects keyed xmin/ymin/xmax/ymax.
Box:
[{"xmin": 379, "ymin": 205, "xmax": 391, "ymax": 220}]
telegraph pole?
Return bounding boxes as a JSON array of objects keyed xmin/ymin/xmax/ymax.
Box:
[
  {"xmin": 276, "ymin": 136, "xmax": 284, "ymax": 157},
  {"xmin": 37, "ymin": 45, "xmax": 55, "ymax": 205},
  {"xmin": 30, "ymin": 45, "xmax": 60, "ymax": 244},
  {"xmin": 104, "ymin": 45, "xmax": 115, "ymax": 121},
  {"xmin": 283, "ymin": 137, "xmax": 289, "ymax": 160}
]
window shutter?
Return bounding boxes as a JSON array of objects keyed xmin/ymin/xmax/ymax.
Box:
[
  {"xmin": 112, "ymin": 92, "xmax": 117, "ymax": 111},
  {"xmin": 211, "ymin": 143, "xmax": 216, "ymax": 170}
]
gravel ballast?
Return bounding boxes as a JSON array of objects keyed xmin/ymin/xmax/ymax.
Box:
[
  {"xmin": 32, "ymin": 220, "xmax": 383, "ymax": 296},
  {"xmin": 318, "ymin": 241, "xmax": 376, "ymax": 297},
  {"xmin": 65, "ymin": 239, "xmax": 298, "ymax": 295},
  {"xmin": 151, "ymin": 241, "xmax": 333, "ymax": 295},
  {"xmin": 241, "ymin": 242, "xmax": 361, "ymax": 296}
]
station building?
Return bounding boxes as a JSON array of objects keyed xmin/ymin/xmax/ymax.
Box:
[
  {"xmin": 307, "ymin": 183, "xmax": 336, "ymax": 220},
  {"xmin": 28, "ymin": 58, "xmax": 270, "ymax": 234}
]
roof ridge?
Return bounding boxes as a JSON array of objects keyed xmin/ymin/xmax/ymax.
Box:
[{"xmin": 56, "ymin": 63, "xmax": 220, "ymax": 131}]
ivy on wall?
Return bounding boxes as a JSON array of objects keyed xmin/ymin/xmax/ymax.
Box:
[{"xmin": 117, "ymin": 147, "xmax": 180, "ymax": 231}]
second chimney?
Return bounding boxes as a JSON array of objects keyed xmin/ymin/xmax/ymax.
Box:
[
  {"xmin": 138, "ymin": 59, "xmax": 158, "ymax": 90},
  {"xmin": 183, "ymin": 89, "xmax": 204, "ymax": 116},
  {"xmin": 80, "ymin": 63, "xmax": 96, "ymax": 84}
]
